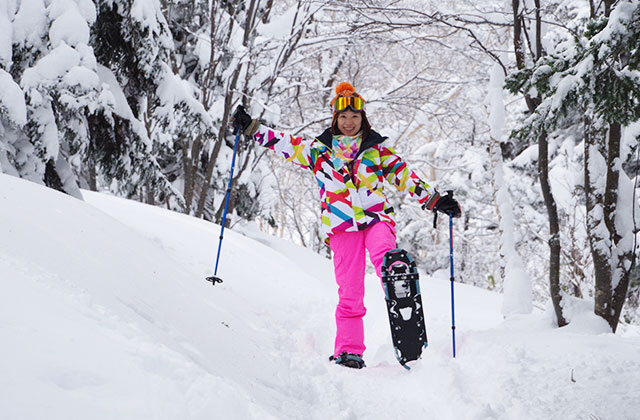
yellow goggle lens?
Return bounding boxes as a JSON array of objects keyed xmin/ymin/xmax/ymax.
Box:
[{"xmin": 334, "ymin": 96, "xmax": 364, "ymax": 112}]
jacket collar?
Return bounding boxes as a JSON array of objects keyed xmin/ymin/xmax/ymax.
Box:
[{"xmin": 316, "ymin": 128, "xmax": 387, "ymax": 151}]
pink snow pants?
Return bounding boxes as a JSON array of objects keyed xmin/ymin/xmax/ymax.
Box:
[{"xmin": 329, "ymin": 221, "xmax": 397, "ymax": 357}]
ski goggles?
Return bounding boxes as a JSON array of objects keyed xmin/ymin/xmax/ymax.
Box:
[{"xmin": 333, "ymin": 96, "xmax": 365, "ymax": 113}]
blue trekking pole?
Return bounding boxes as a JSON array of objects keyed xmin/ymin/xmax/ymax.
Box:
[
  {"xmin": 449, "ymin": 212, "xmax": 457, "ymax": 357},
  {"xmin": 206, "ymin": 127, "xmax": 242, "ymax": 285}
]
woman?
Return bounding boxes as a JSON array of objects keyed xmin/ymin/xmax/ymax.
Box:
[{"xmin": 232, "ymin": 82, "xmax": 461, "ymax": 368}]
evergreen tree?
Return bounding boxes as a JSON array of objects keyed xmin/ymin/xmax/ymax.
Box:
[
  {"xmin": 1, "ymin": 0, "xmax": 112, "ymax": 198},
  {"xmin": 90, "ymin": 0, "xmax": 188, "ymax": 207}
]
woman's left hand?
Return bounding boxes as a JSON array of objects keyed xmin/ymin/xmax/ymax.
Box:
[{"xmin": 433, "ymin": 191, "xmax": 461, "ymax": 217}]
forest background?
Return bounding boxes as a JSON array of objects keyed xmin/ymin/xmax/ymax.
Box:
[{"xmin": 1, "ymin": 0, "xmax": 639, "ymax": 330}]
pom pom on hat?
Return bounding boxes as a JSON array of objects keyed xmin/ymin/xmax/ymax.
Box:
[{"xmin": 335, "ymin": 81, "xmax": 355, "ymax": 96}]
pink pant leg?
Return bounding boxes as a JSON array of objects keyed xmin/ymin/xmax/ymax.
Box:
[
  {"xmin": 329, "ymin": 230, "xmax": 366, "ymax": 356},
  {"xmin": 364, "ymin": 221, "xmax": 398, "ymax": 279},
  {"xmin": 329, "ymin": 222, "xmax": 397, "ymax": 357}
]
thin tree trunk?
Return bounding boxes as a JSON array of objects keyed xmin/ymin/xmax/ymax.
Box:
[
  {"xmin": 604, "ymin": 0, "xmax": 614, "ymax": 17},
  {"xmin": 539, "ymin": 129, "xmax": 567, "ymax": 326},
  {"xmin": 513, "ymin": 0, "xmax": 565, "ymax": 325},
  {"xmin": 195, "ymin": 66, "xmax": 242, "ymax": 219},
  {"xmin": 585, "ymin": 119, "xmax": 613, "ymax": 323},
  {"xmin": 145, "ymin": 179, "xmax": 155, "ymax": 205},
  {"xmin": 88, "ymin": 163, "xmax": 97, "ymax": 191},
  {"xmin": 601, "ymin": 122, "xmax": 633, "ymax": 332},
  {"xmin": 604, "ymin": 123, "xmax": 621, "ymax": 242},
  {"xmin": 183, "ymin": 134, "xmax": 202, "ymax": 214}
]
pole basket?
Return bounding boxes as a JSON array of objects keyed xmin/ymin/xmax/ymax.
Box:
[{"xmin": 205, "ymin": 276, "xmax": 223, "ymax": 285}]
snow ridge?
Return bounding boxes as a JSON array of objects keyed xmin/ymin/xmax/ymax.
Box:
[{"xmin": 1, "ymin": 173, "xmax": 639, "ymax": 420}]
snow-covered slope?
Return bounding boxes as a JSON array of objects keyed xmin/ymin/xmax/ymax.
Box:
[{"xmin": 1, "ymin": 173, "xmax": 639, "ymax": 420}]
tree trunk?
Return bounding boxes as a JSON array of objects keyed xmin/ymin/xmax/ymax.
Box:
[
  {"xmin": 513, "ymin": 0, "xmax": 564, "ymax": 325},
  {"xmin": 183, "ymin": 134, "xmax": 202, "ymax": 214},
  {"xmin": 585, "ymin": 120, "xmax": 612, "ymax": 323},
  {"xmin": 593, "ymin": 122, "xmax": 634, "ymax": 332},
  {"xmin": 145, "ymin": 179, "xmax": 155, "ymax": 205},
  {"xmin": 195, "ymin": 65, "xmax": 242, "ymax": 219},
  {"xmin": 88, "ymin": 163, "xmax": 97, "ymax": 191},
  {"xmin": 604, "ymin": 0, "xmax": 615, "ymax": 17},
  {"xmin": 584, "ymin": 119, "xmax": 634, "ymax": 332},
  {"xmin": 539, "ymin": 129, "xmax": 567, "ymax": 326},
  {"xmin": 195, "ymin": 125, "xmax": 225, "ymax": 219}
]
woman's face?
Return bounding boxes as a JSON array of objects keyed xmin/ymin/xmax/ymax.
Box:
[{"xmin": 336, "ymin": 110, "xmax": 363, "ymax": 137}]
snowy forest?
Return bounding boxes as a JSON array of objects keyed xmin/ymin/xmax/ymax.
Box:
[{"xmin": 1, "ymin": 0, "xmax": 639, "ymax": 330}]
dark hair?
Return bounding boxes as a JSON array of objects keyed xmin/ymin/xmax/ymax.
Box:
[{"xmin": 330, "ymin": 111, "xmax": 371, "ymax": 139}]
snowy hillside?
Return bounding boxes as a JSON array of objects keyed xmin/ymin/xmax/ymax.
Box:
[{"xmin": 1, "ymin": 173, "xmax": 639, "ymax": 420}]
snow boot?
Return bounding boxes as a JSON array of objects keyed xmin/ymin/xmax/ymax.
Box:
[{"xmin": 329, "ymin": 352, "xmax": 366, "ymax": 369}]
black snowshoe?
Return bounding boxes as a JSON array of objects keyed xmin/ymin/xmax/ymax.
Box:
[{"xmin": 381, "ymin": 248, "xmax": 428, "ymax": 369}]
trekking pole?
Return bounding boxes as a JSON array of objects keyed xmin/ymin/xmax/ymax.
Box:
[
  {"xmin": 448, "ymin": 211, "xmax": 457, "ymax": 357},
  {"xmin": 206, "ymin": 127, "xmax": 242, "ymax": 285}
]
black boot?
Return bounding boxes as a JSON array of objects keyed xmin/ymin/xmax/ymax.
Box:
[{"xmin": 329, "ymin": 352, "xmax": 366, "ymax": 369}]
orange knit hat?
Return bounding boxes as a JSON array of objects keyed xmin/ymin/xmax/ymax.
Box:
[{"xmin": 329, "ymin": 82, "xmax": 366, "ymax": 113}]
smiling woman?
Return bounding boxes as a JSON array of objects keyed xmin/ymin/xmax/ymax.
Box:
[
  {"xmin": 230, "ymin": 81, "xmax": 461, "ymax": 369},
  {"xmin": 329, "ymin": 82, "xmax": 371, "ymax": 139}
]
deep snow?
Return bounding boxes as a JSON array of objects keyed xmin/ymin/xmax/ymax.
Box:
[{"xmin": 1, "ymin": 173, "xmax": 639, "ymax": 420}]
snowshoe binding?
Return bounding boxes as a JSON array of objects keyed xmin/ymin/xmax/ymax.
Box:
[{"xmin": 329, "ymin": 352, "xmax": 366, "ymax": 369}]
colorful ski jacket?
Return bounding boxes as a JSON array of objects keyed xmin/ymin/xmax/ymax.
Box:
[{"xmin": 252, "ymin": 124, "xmax": 436, "ymax": 244}]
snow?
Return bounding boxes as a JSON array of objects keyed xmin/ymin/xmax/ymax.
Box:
[
  {"xmin": 613, "ymin": 163, "xmax": 639, "ymax": 289},
  {"xmin": 155, "ymin": 65, "xmax": 212, "ymax": 125},
  {"xmin": 488, "ymin": 64, "xmax": 505, "ymax": 141},
  {"xmin": 488, "ymin": 63, "xmax": 533, "ymax": 316},
  {"xmin": 0, "ymin": 69, "xmax": 27, "ymax": 126},
  {"xmin": 131, "ymin": 0, "xmax": 164, "ymax": 36},
  {"xmin": 27, "ymin": 101, "xmax": 59, "ymax": 160},
  {"xmin": 62, "ymin": 66, "xmax": 100, "ymax": 90},
  {"xmin": 48, "ymin": 0, "xmax": 96, "ymax": 25},
  {"xmin": 21, "ymin": 43, "xmax": 81, "ymax": 84},
  {"xmin": 258, "ymin": 5, "xmax": 299, "ymax": 41},
  {"xmin": 74, "ymin": 0, "xmax": 97, "ymax": 24},
  {"xmin": 1, "ymin": 172, "xmax": 640, "ymax": 419},
  {"xmin": 194, "ymin": 33, "xmax": 212, "ymax": 69},
  {"xmin": 591, "ymin": 0, "xmax": 638, "ymax": 46},
  {"xmin": 11, "ymin": 0, "xmax": 47, "ymax": 49},
  {"xmin": 0, "ymin": 3, "xmax": 11, "ymax": 67},
  {"xmin": 49, "ymin": 6, "xmax": 90, "ymax": 48},
  {"xmin": 96, "ymin": 64, "xmax": 135, "ymax": 120},
  {"xmin": 511, "ymin": 143, "xmax": 538, "ymax": 167}
]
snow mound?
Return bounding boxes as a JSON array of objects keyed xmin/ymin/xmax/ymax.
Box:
[{"xmin": 1, "ymin": 173, "xmax": 639, "ymax": 420}]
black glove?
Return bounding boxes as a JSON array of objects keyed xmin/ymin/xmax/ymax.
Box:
[
  {"xmin": 231, "ymin": 105, "xmax": 253, "ymax": 134},
  {"xmin": 433, "ymin": 190, "xmax": 461, "ymax": 218}
]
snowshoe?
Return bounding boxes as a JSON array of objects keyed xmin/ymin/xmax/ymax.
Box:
[{"xmin": 381, "ymin": 248, "xmax": 428, "ymax": 369}]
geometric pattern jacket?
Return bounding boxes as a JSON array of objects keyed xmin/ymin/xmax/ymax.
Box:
[{"xmin": 252, "ymin": 124, "xmax": 436, "ymax": 244}]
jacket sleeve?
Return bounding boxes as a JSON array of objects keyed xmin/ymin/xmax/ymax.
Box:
[
  {"xmin": 379, "ymin": 145, "xmax": 435, "ymax": 205},
  {"xmin": 251, "ymin": 123, "xmax": 313, "ymax": 169}
]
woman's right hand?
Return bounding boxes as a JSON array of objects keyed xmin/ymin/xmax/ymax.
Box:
[{"xmin": 231, "ymin": 105, "xmax": 253, "ymax": 134}]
